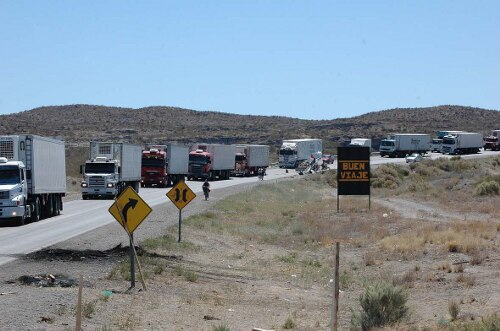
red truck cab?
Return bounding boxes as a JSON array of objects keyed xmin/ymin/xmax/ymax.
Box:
[{"xmin": 141, "ymin": 146, "xmax": 167, "ymax": 187}]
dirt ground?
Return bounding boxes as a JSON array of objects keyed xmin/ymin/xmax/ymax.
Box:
[{"xmin": 0, "ymin": 170, "xmax": 499, "ymax": 331}]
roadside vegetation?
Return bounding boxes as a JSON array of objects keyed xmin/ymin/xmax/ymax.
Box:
[{"xmin": 67, "ymin": 156, "xmax": 499, "ymax": 330}]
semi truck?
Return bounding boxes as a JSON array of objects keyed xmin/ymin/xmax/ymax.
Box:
[
  {"xmin": 0, "ymin": 135, "xmax": 66, "ymax": 225},
  {"xmin": 188, "ymin": 144, "xmax": 236, "ymax": 180},
  {"xmin": 81, "ymin": 142, "xmax": 141, "ymax": 199},
  {"xmin": 379, "ymin": 134, "xmax": 430, "ymax": 158},
  {"xmin": 442, "ymin": 132, "xmax": 483, "ymax": 155},
  {"xmin": 233, "ymin": 144, "xmax": 270, "ymax": 176},
  {"xmin": 483, "ymin": 130, "xmax": 500, "ymax": 151},
  {"xmin": 141, "ymin": 144, "xmax": 189, "ymax": 187},
  {"xmin": 278, "ymin": 139, "xmax": 322, "ymax": 168},
  {"xmin": 349, "ymin": 138, "xmax": 372, "ymax": 152}
]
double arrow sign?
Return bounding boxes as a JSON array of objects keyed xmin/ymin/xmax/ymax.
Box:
[{"xmin": 166, "ymin": 181, "xmax": 196, "ymax": 210}]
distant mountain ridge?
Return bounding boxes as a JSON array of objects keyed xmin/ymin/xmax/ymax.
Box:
[{"xmin": 0, "ymin": 104, "xmax": 498, "ymax": 150}]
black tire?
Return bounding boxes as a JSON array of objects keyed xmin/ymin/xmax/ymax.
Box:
[
  {"xmin": 16, "ymin": 216, "xmax": 26, "ymax": 226},
  {"xmin": 47, "ymin": 195, "xmax": 54, "ymax": 217},
  {"xmin": 30, "ymin": 197, "xmax": 40, "ymax": 222},
  {"xmin": 54, "ymin": 196, "xmax": 61, "ymax": 215}
]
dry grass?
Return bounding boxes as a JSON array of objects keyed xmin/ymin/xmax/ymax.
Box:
[{"xmin": 379, "ymin": 221, "xmax": 497, "ymax": 259}]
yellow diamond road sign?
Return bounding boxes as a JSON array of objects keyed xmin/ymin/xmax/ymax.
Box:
[
  {"xmin": 166, "ymin": 181, "xmax": 196, "ymax": 210},
  {"xmin": 109, "ymin": 187, "xmax": 152, "ymax": 234}
]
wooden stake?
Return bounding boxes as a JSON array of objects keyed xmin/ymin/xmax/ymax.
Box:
[
  {"xmin": 331, "ymin": 242, "xmax": 340, "ymax": 331},
  {"xmin": 75, "ymin": 274, "xmax": 83, "ymax": 331}
]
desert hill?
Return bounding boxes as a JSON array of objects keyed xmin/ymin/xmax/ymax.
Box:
[{"xmin": 0, "ymin": 105, "xmax": 498, "ymax": 151}]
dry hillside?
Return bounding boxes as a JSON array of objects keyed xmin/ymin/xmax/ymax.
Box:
[{"xmin": 0, "ymin": 105, "xmax": 498, "ymax": 151}]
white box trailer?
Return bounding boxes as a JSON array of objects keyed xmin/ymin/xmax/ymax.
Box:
[
  {"xmin": 0, "ymin": 135, "xmax": 66, "ymax": 225},
  {"xmin": 442, "ymin": 132, "xmax": 483, "ymax": 155},
  {"xmin": 188, "ymin": 143, "xmax": 236, "ymax": 180},
  {"xmin": 349, "ymin": 138, "xmax": 372, "ymax": 152},
  {"xmin": 82, "ymin": 142, "xmax": 142, "ymax": 199},
  {"xmin": 379, "ymin": 134, "xmax": 430, "ymax": 158},
  {"xmin": 233, "ymin": 144, "xmax": 270, "ymax": 176},
  {"xmin": 166, "ymin": 144, "xmax": 189, "ymax": 174},
  {"xmin": 278, "ymin": 139, "xmax": 322, "ymax": 168}
]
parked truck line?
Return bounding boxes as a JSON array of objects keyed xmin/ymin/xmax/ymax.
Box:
[{"xmin": 0, "ymin": 135, "xmax": 66, "ymax": 226}]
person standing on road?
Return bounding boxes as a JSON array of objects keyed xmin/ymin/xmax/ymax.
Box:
[
  {"xmin": 258, "ymin": 167, "xmax": 264, "ymax": 181},
  {"xmin": 202, "ymin": 179, "xmax": 210, "ymax": 200}
]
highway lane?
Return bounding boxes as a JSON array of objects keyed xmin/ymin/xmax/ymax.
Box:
[
  {"xmin": 0, "ymin": 168, "xmax": 296, "ymax": 266},
  {"xmin": 1, "ymin": 150, "xmax": 499, "ymax": 266}
]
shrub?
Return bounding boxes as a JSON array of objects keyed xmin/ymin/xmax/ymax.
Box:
[
  {"xmin": 213, "ymin": 325, "xmax": 230, "ymax": 331},
  {"xmin": 371, "ymin": 164, "xmax": 408, "ymax": 189},
  {"xmin": 475, "ymin": 175, "xmax": 500, "ymax": 196},
  {"xmin": 350, "ymin": 282, "xmax": 408, "ymax": 330},
  {"xmin": 283, "ymin": 317, "xmax": 296, "ymax": 329},
  {"xmin": 448, "ymin": 300, "xmax": 460, "ymax": 321}
]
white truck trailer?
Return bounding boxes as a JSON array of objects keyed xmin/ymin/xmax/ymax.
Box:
[
  {"xmin": 379, "ymin": 133, "xmax": 430, "ymax": 158},
  {"xmin": 442, "ymin": 132, "xmax": 483, "ymax": 155},
  {"xmin": 233, "ymin": 144, "xmax": 270, "ymax": 176},
  {"xmin": 81, "ymin": 142, "xmax": 142, "ymax": 199},
  {"xmin": 349, "ymin": 138, "xmax": 372, "ymax": 152},
  {"xmin": 278, "ymin": 139, "xmax": 322, "ymax": 168},
  {"xmin": 188, "ymin": 144, "xmax": 236, "ymax": 180},
  {"xmin": 166, "ymin": 144, "xmax": 189, "ymax": 185},
  {"xmin": 0, "ymin": 135, "xmax": 66, "ymax": 225}
]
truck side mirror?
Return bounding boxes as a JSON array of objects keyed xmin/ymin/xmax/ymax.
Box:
[
  {"xmin": 26, "ymin": 170, "xmax": 32, "ymax": 180},
  {"xmin": 79, "ymin": 165, "xmax": 83, "ymax": 174},
  {"xmin": 118, "ymin": 166, "xmax": 121, "ymax": 173}
]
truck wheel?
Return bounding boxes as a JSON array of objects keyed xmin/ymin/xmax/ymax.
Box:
[
  {"xmin": 47, "ymin": 195, "xmax": 54, "ymax": 217},
  {"xmin": 54, "ymin": 196, "xmax": 61, "ymax": 215},
  {"xmin": 30, "ymin": 198, "xmax": 40, "ymax": 222},
  {"xmin": 16, "ymin": 216, "xmax": 26, "ymax": 226}
]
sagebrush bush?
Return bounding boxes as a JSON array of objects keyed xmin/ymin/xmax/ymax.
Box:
[
  {"xmin": 474, "ymin": 174, "xmax": 500, "ymax": 196},
  {"xmin": 475, "ymin": 181, "xmax": 500, "ymax": 196},
  {"xmin": 372, "ymin": 164, "xmax": 408, "ymax": 189},
  {"xmin": 350, "ymin": 282, "xmax": 408, "ymax": 330}
]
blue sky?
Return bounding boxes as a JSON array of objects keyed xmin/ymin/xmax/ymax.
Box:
[{"xmin": 1, "ymin": 1, "xmax": 499, "ymax": 120}]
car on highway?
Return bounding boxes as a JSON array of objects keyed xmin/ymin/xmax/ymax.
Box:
[{"xmin": 405, "ymin": 153, "xmax": 423, "ymax": 163}]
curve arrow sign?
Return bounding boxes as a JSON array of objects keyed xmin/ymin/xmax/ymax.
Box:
[{"xmin": 122, "ymin": 198, "xmax": 138, "ymax": 224}]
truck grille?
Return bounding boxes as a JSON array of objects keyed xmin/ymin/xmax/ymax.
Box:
[
  {"xmin": 190, "ymin": 164, "xmax": 203, "ymax": 174},
  {"xmin": 89, "ymin": 176, "xmax": 105, "ymax": 187},
  {"xmin": 0, "ymin": 191, "xmax": 8, "ymax": 199}
]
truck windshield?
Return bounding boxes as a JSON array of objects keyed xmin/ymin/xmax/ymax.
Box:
[
  {"xmin": 189, "ymin": 154, "xmax": 208, "ymax": 164},
  {"xmin": 235, "ymin": 154, "xmax": 246, "ymax": 162},
  {"xmin": 380, "ymin": 141, "xmax": 394, "ymax": 147},
  {"xmin": 142, "ymin": 158, "xmax": 165, "ymax": 167},
  {"xmin": 85, "ymin": 162, "xmax": 115, "ymax": 174},
  {"xmin": 0, "ymin": 166, "xmax": 20, "ymax": 185},
  {"xmin": 279, "ymin": 149, "xmax": 296, "ymax": 155}
]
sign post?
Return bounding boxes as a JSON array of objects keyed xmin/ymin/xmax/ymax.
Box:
[
  {"xmin": 109, "ymin": 187, "xmax": 152, "ymax": 290},
  {"xmin": 166, "ymin": 181, "xmax": 196, "ymax": 242},
  {"xmin": 337, "ymin": 146, "xmax": 371, "ymax": 211}
]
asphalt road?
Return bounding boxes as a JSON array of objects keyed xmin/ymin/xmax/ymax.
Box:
[{"xmin": 1, "ymin": 149, "xmax": 499, "ymax": 266}]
